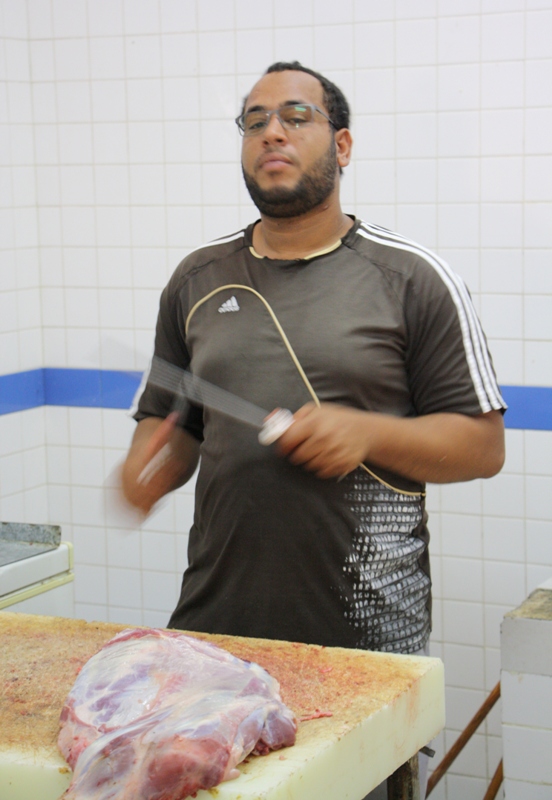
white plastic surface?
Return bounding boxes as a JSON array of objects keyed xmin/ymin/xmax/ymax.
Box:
[
  {"xmin": 0, "ymin": 656, "xmax": 444, "ymax": 800},
  {"xmin": 0, "ymin": 544, "xmax": 72, "ymax": 597}
]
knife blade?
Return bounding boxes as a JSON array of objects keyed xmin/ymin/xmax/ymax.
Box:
[{"xmin": 147, "ymin": 356, "xmax": 294, "ymax": 446}]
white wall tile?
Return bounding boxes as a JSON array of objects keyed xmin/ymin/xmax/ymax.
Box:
[
  {"xmin": 485, "ymin": 603, "xmax": 511, "ymax": 648},
  {"xmin": 354, "ymin": 22, "xmax": 394, "ymax": 69},
  {"xmin": 503, "ymin": 726, "xmax": 552, "ymax": 784},
  {"xmin": 92, "ymin": 122, "xmax": 128, "ymax": 164},
  {"xmin": 397, "ymin": 159, "xmax": 436, "ymax": 203},
  {"xmin": 160, "ymin": 33, "xmax": 197, "ymax": 79},
  {"xmin": 125, "ymin": 35, "xmax": 162, "ymax": 79},
  {"xmin": 526, "ymin": 10, "xmax": 552, "ymax": 59},
  {"xmin": 526, "ymin": 59, "xmax": 552, "ymax": 107},
  {"xmin": 442, "ymin": 557, "xmax": 483, "ymax": 602},
  {"xmin": 235, "ymin": 0, "xmax": 273, "ymax": 27},
  {"xmin": 65, "ymin": 328, "xmax": 101, "ymax": 368},
  {"xmin": 437, "ymin": 15, "xmax": 480, "ymax": 63},
  {"xmin": 72, "ymin": 485, "xmax": 106, "ymax": 526},
  {"xmin": 354, "ymin": 69, "xmax": 395, "ymax": 115},
  {"xmin": 58, "ymin": 124, "xmax": 93, "ymax": 165},
  {"xmin": 73, "ymin": 602, "xmax": 108, "ymax": 622},
  {"xmin": 503, "ymin": 779, "xmax": 552, "ymax": 800},
  {"xmin": 524, "ymin": 249, "xmax": 552, "ymax": 294},
  {"xmin": 7, "ymin": 83, "xmax": 33, "ymax": 125},
  {"xmin": 89, "ymin": 37, "xmax": 125, "ymax": 81},
  {"xmin": 91, "ymin": 81, "xmax": 126, "ymax": 122},
  {"xmin": 74, "ymin": 563, "xmax": 108, "ymax": 604},
  {"xmin": 526, "ymin": 519, "xmax": 552, "ymax": 565},
  {"xmin": 272, "ymin": 28, "xmax": 314, "ymax": 67},
  {"xmin": 123, "ymin": 0, "xmax": 160, "ymax": 36},
  {"xmin": 71, "ymin": 446, "xmax": 104, "ymax": 487},
  {"xmin": 438, "ymin": 63, "xmax": 480, "ymax": 110},
  {"xmin": 88, "ymin": 0, "xmax": 124, "ymax": 37},
  {"xmin": 443, "ymin": 599, "xmax": 484, "ymax": 645},
  {"xmin": 481, "ymin": 204, "xmax": 523, "ymax": 249},
  {"xmin": 527, "ymin": 565, "xmax": 552, "ymax": 592},
  {"xmin": 3, "ymin": 39, "xmax": 30, "ymax": 81},
  {"xmin": 142, "ymin": 569, "xmax": 179, "ymax": 612},
  {"xmin": 52, "ymin": 0, "xmax": 87, "ymax": 38},
  {"xmin": 395, "ymin": 0, "xmax": 437, "ymax": 18},
  {"xmin": 525, "ymin": 203, "xmax": 552, "ymax": 248},
  {"xmin": 141, "ymin": 531, "xmax": 177, "ymax": 572},
  {"xmin": 72, "ymin": 525, "xmax": 106, "ymax": 565},
  {"xmin": 482, "ymin": 473, "xmax": 525, "ymax": 518},
  {"xmin": 236, "ymin": 29, "xmax": 274, "ymax": 76},
  {"xmin": 107, "ymin": 565, "xmax": 142, "ymax": 607},
  {"xmin": 396, "ymin": 203, "xmax": 437, "ymax": 247},
  {"xmin": 525, "ymin": 156, "xmax": 552, "ymax": 203},
  {"xmin": 164, "ymin": 120, "xmax": 201, "ymax": 163},
  {"xmin": 438, "ymin": 158, "xmax": 479, "ymax": 203},
  {"xmin": 438, "ymin": 203, "xmax": 479, "ymax": 248},
  {"xmin": 54, "ymin": 39, "xmax": 90, "ymax": 82},
  {"xmin": 127, "ymin": 79, "xmax": 163, "ymax": 121},
  {"xmin": 480, "ymin": 249, "xmax": 523, "ymax": 294},
  {"xmin": 441, "ymin": 513, "xmax": 482, "ymax": 558},
  {"xmin": 525, "ymin": 341, "xmax": 552, "ymax": 386},
  {"xmin": 355, "ymin": 160, "xmax": 395, "ymax": 204},
  {"xmin": 484, "ymin": 561, "xmax": 526, "ymax": 606},
  {"xmin": 27, "ymin": 0, "xmax": 52, "ymax": 38},
  {"xmin": 396, "ymin": 66, "xmax": 437, "ymax": 112},
  {"xmin": 483, "ymin": 516, "xmax": 525, "ymax": 562},
  {"xmin": 481, "ymin": 13, "xmax": 525, "ymax": 62},
  {"xmin": 525, "ymin": 296, "xmax": 552, "ymax": 341},
  {"xmin": 480, "ymin": 294, "xmax": 523, "ymax": 340},
  {"xmin": 525, "ymin": 476, "xmax": 552, "ymax": 520},
  {"xmin": 445, "ymin": 730, "xmax": 488, "ymax": 778},
  {"xmin": 443, "ymin": 643, "xmax": 485, "ymax": 689}
]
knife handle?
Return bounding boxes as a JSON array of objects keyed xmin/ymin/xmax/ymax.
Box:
[{"xmin": 258, "ymin": 409, "xmax": 294, "ymax": 446}]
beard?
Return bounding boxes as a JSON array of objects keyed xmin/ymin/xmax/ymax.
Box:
[{"xmin": 242, "ymin": 137, "xmax": 338, "ymax": 219}]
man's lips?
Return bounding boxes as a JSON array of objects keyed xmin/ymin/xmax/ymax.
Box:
[{"xmin": 256, "ymin": 152, "xmax": 294, "ymax": 170}]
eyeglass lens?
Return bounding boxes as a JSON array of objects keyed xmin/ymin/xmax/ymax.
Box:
[{"xmin": 241, "ymin": 104, "xmax": 315, "ymax": 135}]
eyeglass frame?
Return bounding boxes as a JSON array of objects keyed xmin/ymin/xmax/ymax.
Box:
[{"xmin": 235, "ymin": 103, "xmax": 338, "ymax": 137}]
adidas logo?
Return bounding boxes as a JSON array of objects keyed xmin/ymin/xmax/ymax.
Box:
[{"xmin": 218, "ymin": 296, "xmax": 240, "ymax": 313}]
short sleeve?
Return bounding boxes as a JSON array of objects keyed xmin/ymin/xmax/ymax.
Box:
[
  {"xmin": 404, "ymin": 259, "xmax": 506, "ymax": 417},
  {"xmin": 131, "ymin": 277, "xmax": 204, "ymax": 441}
]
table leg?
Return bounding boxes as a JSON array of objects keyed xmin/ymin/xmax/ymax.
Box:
[{"xmin": 387, "ymin": 754, "xmax": 420, "ymax": 800}]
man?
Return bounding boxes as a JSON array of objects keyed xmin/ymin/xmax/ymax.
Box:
[{"xmin": 123, "ymin": 62, "xmax": 506, "ymax": 797}]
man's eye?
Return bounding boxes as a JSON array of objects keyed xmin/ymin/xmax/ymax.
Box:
[{"xmin": 245, "ymin": 117, "xmax": 267, "ymax": 131}]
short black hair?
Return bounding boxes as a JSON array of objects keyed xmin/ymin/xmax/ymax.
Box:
[{"xmin": 245, "ymin": 61, "xmax": 351, "ymax": 131}]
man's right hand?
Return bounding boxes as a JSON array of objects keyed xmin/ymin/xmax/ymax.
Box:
[{"xmin": 121, "ymin": 415, "xmax": 200, "ymax": 516}]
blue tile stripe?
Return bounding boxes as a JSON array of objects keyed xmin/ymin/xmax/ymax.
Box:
[
  {"xmin": 0, "ymin": 369, "xmax": 550, "ymax": 430},
  {"xmin": 0, "ymin": 368, "xmax": 142, "ymax": 415}
]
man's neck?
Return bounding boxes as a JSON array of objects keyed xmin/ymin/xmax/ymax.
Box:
[{"xmin": 252, "ymin": 200, "xmax": 353, "ymax": 260}]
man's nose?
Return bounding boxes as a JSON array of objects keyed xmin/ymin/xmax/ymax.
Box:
[{"xmin": 262, "ymin": 112, "xmax": 288, "ymax": 142}]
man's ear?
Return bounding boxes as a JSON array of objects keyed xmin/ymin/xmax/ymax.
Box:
[{"xmin": 335, "ymin": 128, "xmax": 353, "ymax": 169}]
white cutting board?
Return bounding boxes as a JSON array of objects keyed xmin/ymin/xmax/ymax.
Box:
[{"xmin": 0, "ymin": 614, "xmax": 445, "ymax": 800}]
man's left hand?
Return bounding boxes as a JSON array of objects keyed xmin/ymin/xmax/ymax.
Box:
[{"xmin": 274, "ymin": 403, "xmax": 373, "ymax": 479}]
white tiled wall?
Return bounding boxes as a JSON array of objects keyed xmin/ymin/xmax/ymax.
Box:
[{"xmin": 2, "ymin": 1, "xmax": 552, "ymax": 797}]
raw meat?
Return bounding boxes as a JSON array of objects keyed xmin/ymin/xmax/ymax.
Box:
[{"xmin": 58, "ymin": 627, "xmax": 297, "ymax": 800}]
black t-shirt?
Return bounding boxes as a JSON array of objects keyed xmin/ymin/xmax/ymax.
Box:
[{"xmin": 133, "ymin": 217, "xmax": 506, "ymax": 653}]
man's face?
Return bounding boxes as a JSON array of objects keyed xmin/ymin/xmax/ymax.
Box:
[{"xmin": 240, "ymin": 71, "xmax": 339, "ymax": 219}]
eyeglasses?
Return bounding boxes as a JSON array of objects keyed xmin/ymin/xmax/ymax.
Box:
[{"xmin": 235, "ymin": 103, "xmax": 336, "ymax": 137}]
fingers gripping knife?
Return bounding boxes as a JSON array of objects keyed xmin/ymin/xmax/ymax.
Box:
[{"xmin": 148, "ymin": 357, "xmax": 294, "ymax": 445}]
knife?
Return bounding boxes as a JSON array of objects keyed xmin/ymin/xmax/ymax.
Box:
[{"xmin": 138, "ymin": 358, "xmax": 294, "ymax": 487}]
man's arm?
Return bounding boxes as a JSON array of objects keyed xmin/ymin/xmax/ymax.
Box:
[
  {"xmin": 121, "ymin": 415, "xmax": 200, "ymax": 515},
  {"xmin": 275, "ymin": 404, "xmax": 505, "ymax": 483}
]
